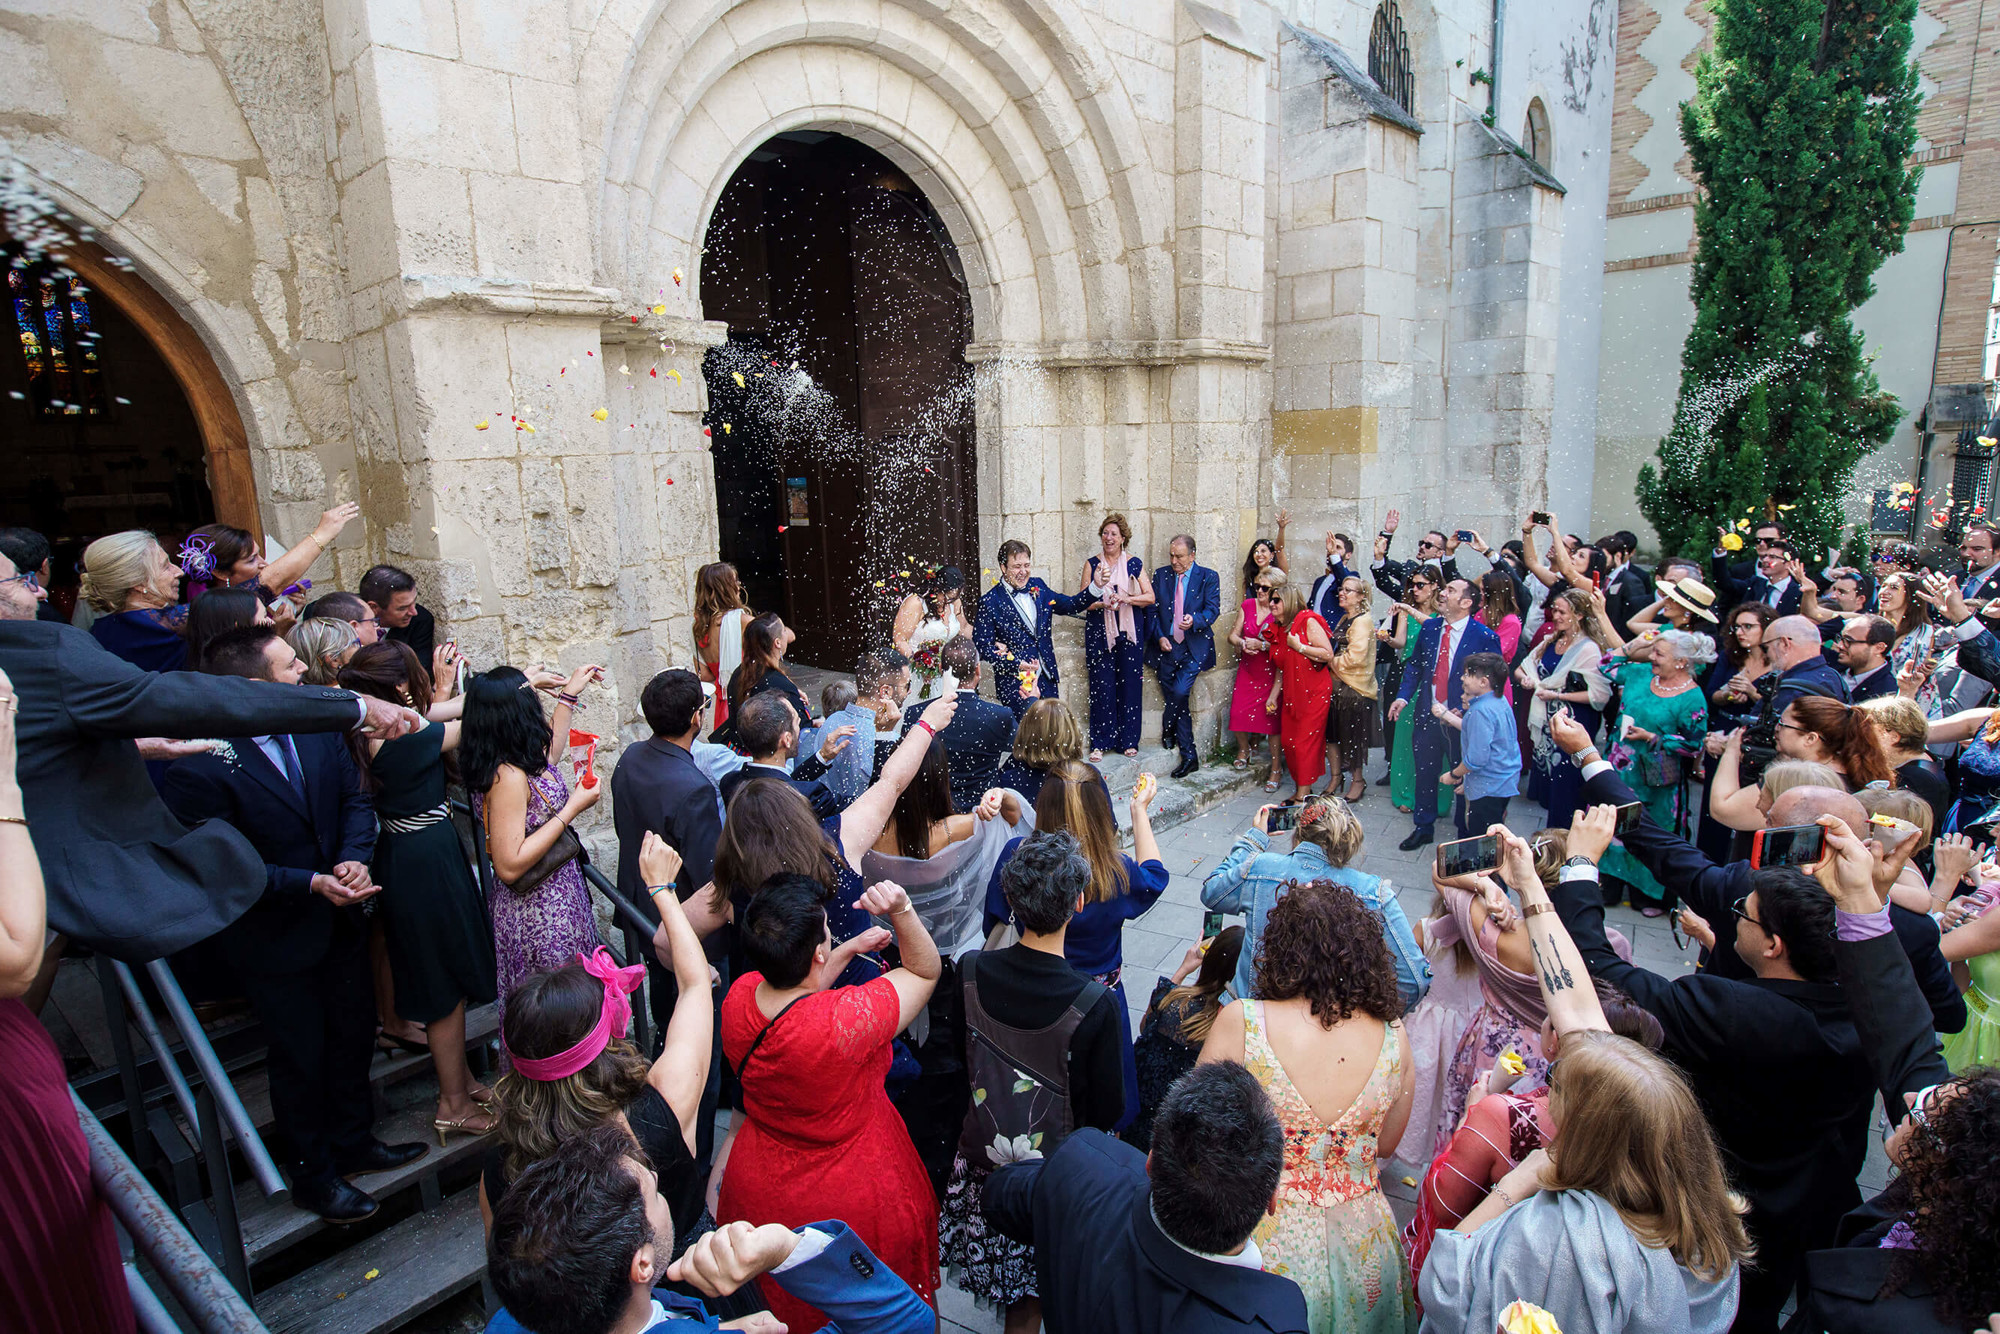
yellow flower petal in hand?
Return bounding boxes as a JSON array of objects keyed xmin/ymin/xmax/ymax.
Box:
[
  {"xmin": 1720, "ymin": 533, "xmax": 1743, "ymax": 551},
  {"xmin": 1501, "ymin": 1300, "xmax": 1563, "ymax": 1334},
  {"xmin": 592, "ymin": 408, "xmax": 609, "ymax": 421},
  {"xmin": 1498, "ymin": 1048, "xmax": 1527, "ymax": 1075}
]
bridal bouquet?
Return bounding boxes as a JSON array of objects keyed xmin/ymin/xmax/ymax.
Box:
[{"xmin": 910, "ymin": 643, "xmax": 944, "ymax": 690}]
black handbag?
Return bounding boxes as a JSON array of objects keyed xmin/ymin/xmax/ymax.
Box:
[{"xmin": 498, "ymin": 823, "xmax": 582, "ymax": 897}]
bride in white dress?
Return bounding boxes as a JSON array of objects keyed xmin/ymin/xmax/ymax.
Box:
[{"xmin": 893, "ymin": 565, "xmax": 973, "ymax": 705}]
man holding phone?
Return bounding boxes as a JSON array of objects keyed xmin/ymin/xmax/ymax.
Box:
[{"xmin": 1387, "ymin": 579, "xmax": 1502, "ymax": 851}]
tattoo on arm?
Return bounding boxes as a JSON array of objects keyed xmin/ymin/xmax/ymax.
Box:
[{"xmin": 1530, "ymin": 937, "xmax": 1574, "ymax": 993}]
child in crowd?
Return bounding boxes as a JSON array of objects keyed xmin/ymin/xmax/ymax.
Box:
[
  {"xmin": 1436, "ymin": 652, "xmax": 1520, "ymax": 836},
  {"xmin": 819, "ymin": 677, "xmax": 877, "ymax": 803}
]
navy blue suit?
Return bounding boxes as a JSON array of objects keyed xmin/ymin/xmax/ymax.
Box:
[
  {"xmin": 1709, "ymin": 554, "xmax": 1803, "ymax": 617},
  {"xmin": 1394, "ymin": 615, "xmax": 1503, "ymax": 831},
  {"xmin": 904, "ymin": 690, "xmax": 1018, "ymax": 812},
  {"xmin": 1770, "ymin": 655, "xmax": 1850, "ymax": 713},
  {"xmin": 485, "ymin": 1220, "xmax": 934, "ymax": 1334},
  {"xmin": 984, "ymin": 1129, "xmax": 1309, "ymax": 1334},
  {"xmin": 1147, "ymin": 563, "xmax": 1221, "ymax": 762},
  {"xmin": 161, "ymin": 733, "xmax": 379, "ymax": 1183},
  {"xmin": 973, "ymin": 577, "xmax": 1099, "ymax": 716}
]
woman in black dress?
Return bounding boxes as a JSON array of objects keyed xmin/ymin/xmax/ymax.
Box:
[{"xmin": 339, "ymin": 641, "xmax": 499, "ymax": 1141}]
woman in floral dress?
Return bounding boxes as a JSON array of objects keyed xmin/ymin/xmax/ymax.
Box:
[
  {"xmin": 461, "ymin": 662, "xmax": 605, "ymax": 1023},
  {"xmin": 1199, "ymin": 880, "xmax": 1417, "ymax": 1334}
]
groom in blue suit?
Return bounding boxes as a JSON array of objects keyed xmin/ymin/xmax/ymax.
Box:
[
  {"xmin": 1149, "ymin": 535, "xmax": 1222, "ymax": 778},
  {"xmin": 1388, "ymin": 576, "xmax": 1502, "ymax": 850},
  {"xmin": 974, "ymin": 538, "xmax": 1101, "ymax": 716}
]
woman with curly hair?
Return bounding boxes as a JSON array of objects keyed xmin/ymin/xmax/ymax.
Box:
[{"xmin": 1198, "ymin": 878, "xmax": 1417, "ymax": 1334}]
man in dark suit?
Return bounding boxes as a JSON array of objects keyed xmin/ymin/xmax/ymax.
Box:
[
  {"xmin": 1713, "ymin": 539, "xmax": 1804, "ymax": 616},
  {"xmin": 983, "ymin": 1059, "xmax": 1306, "ymax": 1334},
  {"xmin": 973, "ymin": 538, "xmax": 1100, "ymax": 717},
  {"xmin": 1305, "ymin": 531, "xmax": 1357, "ymax": 625},
  {"xmin": 360, "ymin": 564, "xmax": 437, "ymax": 666},
  {"xmin": 1368, "ymin": 509, "xmax": 1460, "ymax": 603},
  {"xmin": 1599, "ymin": 531, "xmax": 1651, "ymax": 634},
  {"xmin": 160, "ymin": 626, "xmax": 424, "ymax": 1222},
  {"xmin": 902, "ymin": 639, "xmax": 1016, "ymax": 811},
  {"xmin": 717, "ymin": 691, "xmax": 850, "ymax": 820},
  {"xmin": 1710, "ymin": 520, "xmax": 1787, "ymax": 593},
  {"xmin": 0, "ymin": 550, "xmax": 418, "ymax": 961},
  {"xmin": 1763, "ymin": 614, "xmax": 1851, "ymax": 713},
  {"xmin": 0, "ymin": 527, "xmax": 64, "ymax": 623},
  {"xmin": 1388, "ymin": 577, "xmax": 1503, "ymax": 850},
  {"xmin": 1832, "ymin": 614, "xmax": 1896, "ymax": 702},
  {"xmin": 1147, "ymin": 535, "xmax": 1221, "ymax": 778}
]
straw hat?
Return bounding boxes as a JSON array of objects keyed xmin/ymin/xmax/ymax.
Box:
[{"xmin": 1654, "ymin": 576, "xmax": 1719, "ymax": 623}]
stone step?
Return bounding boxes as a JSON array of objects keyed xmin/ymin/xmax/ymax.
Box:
[{"xmin": 251, "ymin": 1186, "xmax": 485, "ymax": 1334}]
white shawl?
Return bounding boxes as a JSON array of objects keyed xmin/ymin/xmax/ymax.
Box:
[{"xmin": 1522, "ymin": 636, "xmax": 1611, "ymax": 765}]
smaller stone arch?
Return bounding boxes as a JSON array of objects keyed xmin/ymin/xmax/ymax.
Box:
[{"xmin": 1523, "ymin": 98, "xmax": 1553, "ymax": 169}]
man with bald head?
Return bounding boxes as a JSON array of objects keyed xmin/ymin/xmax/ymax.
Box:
[{"xmin": 1762, "ymin": 614, "xmax": 1849, "ymax": 712}]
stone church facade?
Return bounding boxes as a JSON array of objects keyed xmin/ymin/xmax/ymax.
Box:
[{"xmin": 2, "ymin": 0, "xmax": 1615, "ymax": 753}]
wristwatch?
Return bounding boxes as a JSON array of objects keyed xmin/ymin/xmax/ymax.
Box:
[{"xmin": 1563, "ymin": 855, "xmax": 1598, "ymax": 870}]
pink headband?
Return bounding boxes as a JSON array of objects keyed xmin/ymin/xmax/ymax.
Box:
[{"xmin": 506, "ymin": 948, "xmax": 645, "ymax": 1081}]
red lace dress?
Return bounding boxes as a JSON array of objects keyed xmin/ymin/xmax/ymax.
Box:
[
  {"xmin": 718, "ymin": 974, "xmax": 939, "ymax": 1328},
  {"xmin": 1268, "ymin": 610, "xmax": 1335, "ymax": 788}
]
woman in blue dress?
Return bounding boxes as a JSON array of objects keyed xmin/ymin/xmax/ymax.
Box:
[
  {"xmin": 983, "ymin": 759, "xmax": 1165, "ymax": 1132},
  {"xmin": 1515, "ymin": 589, "xmax": 1613, "ymax": 833},
  {"xmin": 1078, "ymin": 513, "xmax": 1155, "ymax": 760},
  {"xmin": 78, "ymin": 531, "xmax": 189, "ymax": 672}
]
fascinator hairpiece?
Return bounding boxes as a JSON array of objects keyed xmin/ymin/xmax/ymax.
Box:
[{"xmin": 177, "ymin": 534, "xmax": 217, "ymax": 583}]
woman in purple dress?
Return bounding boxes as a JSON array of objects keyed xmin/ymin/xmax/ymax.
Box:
[{"xmin": 463, "ymin": 662, "xmax": 606, "ymax": 1022}]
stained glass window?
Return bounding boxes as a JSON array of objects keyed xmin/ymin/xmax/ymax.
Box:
[{"xmin": 7, "ymin": 265, "xmax": 107, "ymax": 417}]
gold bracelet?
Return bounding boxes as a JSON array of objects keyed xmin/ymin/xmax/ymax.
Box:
[{"xmin": 0, "ymin": 814, "xmax": 24, "ymax": 827}]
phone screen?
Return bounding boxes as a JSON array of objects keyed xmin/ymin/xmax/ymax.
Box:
[
  {"xmin": 1456, "ymin": 530, "xmax": 1474, "ymax": 542},
  {"xmin": 1266, "ymin": 799, "xmax": 1309, "ymax": 833},
  {"xmin": 1530, "ymin": 511, "xmax": 1552, "ymax": 526},
  {"xmin": 1615, "ymin": 801, "xmax": 1643, "ymax": 836},
  {"xmin": 1202, "ymin": 911, "xmax": 1226, "ymax": 940},
  {"xmin": 1436, "ymin": 834, "xmax": 1502, "ymax": 879},
  {"xmin": 1752, "ymin": 823, "xmax": 1827, "ymax": 870}
]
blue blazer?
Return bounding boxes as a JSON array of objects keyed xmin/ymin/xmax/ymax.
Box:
[
  {"xmin": 1145, "ymin": 563, "xmax": 1221, "ymax": 672},
  {"xmin": 484, "ymin": 1220, "xmax": 933, "ymax": 1334},
  {"xmin": 974, "ymin": 578, "xmax": 1099, "ymax": 710},
  {"xmin": 1394, "ymin": 615, "xmax": 1503, "ymax": 730},
  {"xmin": 983, "ymin": 1129, "xmax": 1310, "ymax": 1334}
]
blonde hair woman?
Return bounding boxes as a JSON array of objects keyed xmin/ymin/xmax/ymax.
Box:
[
  {"xmin": 80, "ymin": 531, "xmax": 188, "ymax": 672},
  {"xmin": 983, "ymin": 757, "xmax": 1166, "ymax": 1131},
  {"xmin": 1517, "ymin": 588, "xmax": 1614, "ymax": 831},
  {"xmin": 993, "ymin": 698, "xmax": 1090, "ymax": 803},
  {"xmin": 1859, "ymin": 693, "xmax": 1949, "ymax": 833},
  {"xmin": 288, "ymin": 617, "xmax": 363, "ymax": 686},
  {"xmin": 1077, "ymin": 512, "xmax": 1155, "ymax": 760}
]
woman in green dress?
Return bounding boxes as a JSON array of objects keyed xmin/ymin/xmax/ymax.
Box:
[
  {"xmin": 339, "ymin": 640, "xmax": 500, "ymax": 1142},
  {"xmin": 1596, "ymin": 625, "xmax": 1713, "ymax": 914},
  {"xmin": 1940, "ymin": 892, "xmax": 2000, "ymax": 1072},
  {"xmin": 1387, "ymin": 571, "xmax": 1451, "ymax": 817}
]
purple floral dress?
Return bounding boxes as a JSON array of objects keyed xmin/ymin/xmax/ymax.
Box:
[{"xmin": 474, "ymin": 764, "xmax": 597, "ymax": 1023}]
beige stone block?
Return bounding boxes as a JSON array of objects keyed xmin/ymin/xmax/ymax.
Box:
[
  {"xmin": 0, "ymin": 29, "xmax": 67, "ymax": 118},
  {"xmin": 512, "ymin": 77, "xmax": 586, "ymax": 184},
  {"xmin": 365, "ymin": 47, "xmax": 516, "ymax": 173},
  {"xmin": 357, "ymin": 0, "xmax": 459, "ymax": 60},
  {"xmin": 455, "ymin": 0, "xmax": 569, "ymax": 79},
  {"xmin": 97, "ymin": 39, "xmax": 257, "ymax": 158},
  {"xmin": 470, "ymin": 174, "xmax": 592, "ymax": 283},
  {"xmin": 13, "ymin": 0, "xmax": 157, "ymax": 41}
]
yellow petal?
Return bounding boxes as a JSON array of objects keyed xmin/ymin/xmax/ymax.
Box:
[
  {"xmin": 1501, "ymin": 1300, "xmax": 1563, "ymax": 1334},
  {"xmin": 732, "ymin": 372, "xmax": 746, "ymax": 388},
  {"xmin": 1720, "ymin": 533, "xmax": 1742, "ymax": 551},
  {"xmin": 523, "ymin": 423, "xmax": 535, "ymax": 433},
  {"xmin": 722, "ymin": 422, "xmax": 731, "ymax": 434},
  {"xmin": 363, "ymin": 1269, "xmax": 380, "ymax": 1281},
  {"xmin": 591, "ymin": 407, "xmax": 609, "ymax": 421},
  {"xmin": 1981, "ymin": 436, "xmax": 1996, "ymax": 448},
  {"xmin": 1498, "ymin": 1049, "xmax": 1527, "ymax": 1075},
  {"xmin": 651, "ymin": 304, "xmax": 667, "ymax": 316},
  {"xmin": 475, "ymin": 419, "xmax": 489, "ymax": 430},
  {"xmin": 667, "ymin": 368, "xmax": 682, "ymax": 382}
]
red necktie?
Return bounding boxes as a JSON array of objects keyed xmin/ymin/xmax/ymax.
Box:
[{"xmin": 1433, "ymin": 621, "xmax": 1453, "ymax": 706}]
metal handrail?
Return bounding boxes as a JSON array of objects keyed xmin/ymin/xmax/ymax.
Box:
[
  {"xmin": 71, "ymin": 1089, "xmax": 270, "ymax": 1334},
  {"xmin": 145, "ymin": 959, "xmax": 289, "ymax": 1202},
  {"xmin": 110, "ymin": 959, "xmax": 200, "ymax": 1133}
]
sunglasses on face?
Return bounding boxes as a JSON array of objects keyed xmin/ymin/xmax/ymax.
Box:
[{"xmin": 1730, "ymin": 894, "xmax": 1763, "ymax": 929}]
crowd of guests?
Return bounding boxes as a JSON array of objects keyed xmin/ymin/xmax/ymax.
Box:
[{"xmin": 3, "ymin": 502, "xmax": 2000, "ymax": 1334}]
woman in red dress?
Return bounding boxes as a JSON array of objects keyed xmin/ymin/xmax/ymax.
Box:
[
  {"xmin": 1263, "ymin": 582, "xmax": 1336, "ymax": 799},
  {"xmin": 717, "ymin": 873, "xmax": 943, "ymax": 1330}
]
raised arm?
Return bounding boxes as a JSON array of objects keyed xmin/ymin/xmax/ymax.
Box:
[
  {"xmin": 641, "ymin": 834, "xmax": 712, "ymax": 1150},
  {"xmin": 1517, "ymin": 521, "xmax": 1561, "ymax": 590},
  {"xmin": 1497, "ymin": 819, "xmax": 1610, "ymax": 1035},
  {"xmin": 1129, "ymin": 776, "xmax": 1161, "ymax": 865},
  {"xmin": 255, "ymin": 502, "xmax": 358, "ymax": 598},
  {"xmin": 837, "ymin": 694, "xmax": 958, "ymax": 869},
  {"xmin": 1706, "ymin": 730, "xmax": 1768, "ymax": 832},
  {"xmin": 859, "ymin": 880, "xmax": 940, "ymax": 1031},
  {"xmin": 1927, "ymin": 706, "xmax": 1995, "ymax": 746}
]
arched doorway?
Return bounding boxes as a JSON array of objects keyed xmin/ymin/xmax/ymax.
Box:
[
  {"xmin": 700, "ymin": 131, "xmax": 977, "ymax": 669},
  {"xmin": 0, "ymin": 232, "xmax": 256, "ymax": 620}
]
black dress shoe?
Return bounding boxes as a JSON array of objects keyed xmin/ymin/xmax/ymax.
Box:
[
  {"xmin": 335, "ymin": 1139, "xmax": 428, "ymax": 1178},
  {"xmin": 1398, "ymin": 827, "xmax": 1434, "ymax": 852},
  {"xmin": 292, "ymin": 1174, "xmax": 380, "ymax": 1224},
  {"xmin": 1172, "ymin": 756, "xmax": 1198, "ymax": 779},
  {"xmin": 1375, "ymin": 773, "xmax": 1391, "ymax": 786}
]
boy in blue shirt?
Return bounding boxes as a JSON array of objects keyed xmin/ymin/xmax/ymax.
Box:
[{"xmin": 1433, "ymin": 651, "xmax": 1520, "ymax": 836}]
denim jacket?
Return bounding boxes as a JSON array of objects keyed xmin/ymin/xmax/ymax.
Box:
[{"xmin": 1200, "ymin": 832, "xmax": 1432, "ymax": 1009}]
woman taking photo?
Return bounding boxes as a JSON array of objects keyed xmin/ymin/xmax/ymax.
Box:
[
  {"xmin": 1198, "ymin": 879, "xmax": 1417, "ymax": 1334},
  {"xmin": 1264, "ymin": 580, "xmax": 1337, "ymax": 800},
  {"xmin": 984, "ymin": 759, "xmax": 1167, "ymax": 1131},
  {"xmin": 463, "ymin": 662, "xmax": 605, "ymax": 1019},
  {"xmin": 1595, "ymin": 626, "xmax": 1714, "ymax": 914},
  {"xmin": 1517, "ymin": 589, "xmax": 1613, "ymax": 831},
  {"xmin": 893, "ymin": 566, "xmax": 973, "ymax": 706},
  {"xmin": 1227, "ymin": 567, "xmax": 1284, "ymax": 780},
  {"xmin": 1879, "ymin": 571, "xmax": 1954, "ymax": 727},
  {"xmin": 1325, "ymin": 576, "xmax": 1379, "ymax": 804},
  {"xmin": 341, "ymin": 641, "xmax": 499, "ymax": 1141},
  {"xmin": 1387, "ymin": 568, "xmax": 1447, "ymax": 817},
  {"xmin": 691, "ymin": 561, "xmax": 751, "ymax": 732},
  {"xmin": 79, "ymin": 530, "xmax": 188, "ymax": 672},
  {"xmin": 1078, "ymin": 513, "xmax": 1154, "ymax": 760}
]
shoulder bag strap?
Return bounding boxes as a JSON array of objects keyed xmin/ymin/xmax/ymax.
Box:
[{"xmin": 731, "ymin": 993, "xmax": 811, "ymax": 1079}]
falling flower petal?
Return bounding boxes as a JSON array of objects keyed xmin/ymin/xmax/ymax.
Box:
[
  {"xmin": 722, "ymin": 422, "xmax": 731, "ymax": 434},
  {"xmin": 672, "ymin": 267, "xmax": 684, "ymax": 285},
  {"xmin": 650, "ymin": 368, "xmax": 659, "ymax": 378},
  {"xmin": 732, "ymin": 372, "xmax": 746, "ymax": 388},
  {"xmin": 667, "ymin": 369, "xmax": 682, "ymax": 382},
  {"xmin": 592, "ymin": 408, "xmax": 609, "ymax": 421},
  {"xmin": 475, "ymin": 420, "xmax": 490, "ymax": 431},
  {"xmin": 651, "ymin": 304, "xmax": 667, "ymax": 315}
]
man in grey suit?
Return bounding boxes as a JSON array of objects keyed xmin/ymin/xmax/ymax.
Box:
[{"xmin": 0, "ymin": 547, "xmax": 420, "ymax": 961}]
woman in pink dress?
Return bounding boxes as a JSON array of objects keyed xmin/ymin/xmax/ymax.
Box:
[
  {"xmin": 1478, "ymin": 571, "xmax": 1522, "ymax": 705},
  {"xmin": 1229, "ymin": 567, "xmax": 1286, "ymax": 785}
]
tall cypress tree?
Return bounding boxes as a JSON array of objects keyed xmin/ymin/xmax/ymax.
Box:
[{"xmin": 1636, "ymin": 0, "xmax": 1921, "ymax": 560}]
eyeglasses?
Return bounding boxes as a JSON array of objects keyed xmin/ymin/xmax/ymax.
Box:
[
  {"xmin": 1729, "ymin": 895, "xmax": 1762, "ymax": 930},
  {"xmin": 0, "ymin": 570, "xmax": 39, "ymax": 591},
  {"xmin": 1772, "ymin": 720, "xmax": 1808, "ymax": 735}
]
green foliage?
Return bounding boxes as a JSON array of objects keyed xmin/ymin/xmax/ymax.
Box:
[{"xmin": 1637, "ymin": 0, "xmax": 1921, "ymax": 561}]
